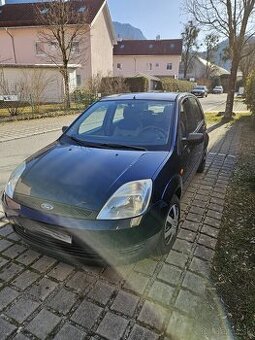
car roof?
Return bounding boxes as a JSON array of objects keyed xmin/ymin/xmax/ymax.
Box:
[{"xmin": 100, "ymin": 92, "xmax": 184, "ymax": 102}]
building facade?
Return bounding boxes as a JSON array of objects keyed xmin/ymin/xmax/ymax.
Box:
[{"xmin": 113, "ymin": 39, "xmax": 182, "ymax": 79}]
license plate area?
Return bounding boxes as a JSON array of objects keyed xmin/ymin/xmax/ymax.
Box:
[{"xmin": 21, "ymin": 221, "xmax": 72, "ymax": 244}]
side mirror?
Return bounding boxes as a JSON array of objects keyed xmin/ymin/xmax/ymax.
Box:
[
  {"xmin": 62, "ymin": 126, "xmax": 68, "ymax": 133},
  {"xmin": 182, "ymin": 132, "xmax": 204, "ymax": 145}
]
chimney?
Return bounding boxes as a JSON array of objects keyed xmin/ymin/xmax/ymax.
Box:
[{"xmin": 156, "ymin": 35, "xmax": 160, "ymax": 40}]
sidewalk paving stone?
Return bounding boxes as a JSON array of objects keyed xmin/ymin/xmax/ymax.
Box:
[
  {"xmin": 0, "ymin": 317, "xmax": 16, "ymax": 338},
  {"xmin": 138, "ymin": 300, "xmax": 168, "ymax": 330},
  {"xmin": 26, "ymin": 309, "xmax": 61, "ymax": 339},
  {"xmin": 128, "ymin": 324, "xmax": 159, "ymax": 340},
  {"xmin": 53, "ymin": 323, "xmax": 87, "ymax": 340},
  {"xmin": 96, "ymin": 312, "xmax": 129, "ymax": 340},
  {"xmin": 111, "ymin": 290, "xmax": 139, "ymax": 317},
  {"xmin": 71, "ymin": 299, "xmax": 103, "ymax": 329},
  {"xmin": 28, "ymin": 277, "xmax": 58, "ymax": 301},
  {"xmin": 5, "ymin": 296, "xmax": 40, "ymax": 323},
  {"xmin": 47, "ymin": 288, "xmax": 78, "ymax": 315}
]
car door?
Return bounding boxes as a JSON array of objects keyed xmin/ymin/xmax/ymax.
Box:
[
  {"xmin": 178, "ymin": 98, "xmax": 197, "ymax": 188},
  {"xmin": 186, "ymin": 96, "xmax": 206, "ymax": 173}
]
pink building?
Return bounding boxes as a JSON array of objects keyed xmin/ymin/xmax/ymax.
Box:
[
  {"xmin": 0, "ymin": 0, "xmax": 116, "ymax": 99},
  {"xmin": 113, "ymin": 39, "xmax": 183, "ymax": 79}
]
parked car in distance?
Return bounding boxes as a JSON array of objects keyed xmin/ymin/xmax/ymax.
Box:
[
  {"xmin": 212, "ymin": 85, "xmax": 224, "ymax": 94},
  {"xmin": 191, "ymin": 85, "xmax": 208, "ymax": 97},
  {"xmin": 2, "ymin": 92, "xmax": 209, "ymax": 265}
]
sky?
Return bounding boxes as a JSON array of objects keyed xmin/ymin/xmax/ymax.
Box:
[{"xmin": 106, "ymin": 0, "xmax": 184, "ymax": 40}]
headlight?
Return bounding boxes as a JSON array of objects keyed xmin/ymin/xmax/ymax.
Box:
[
  {"xmin": 5, "ymin": 162, "xmax": 26, "ymax": 199},
  {"xmin": 97, "ymin": 179, "xmax": 152, "ymax": 220}
]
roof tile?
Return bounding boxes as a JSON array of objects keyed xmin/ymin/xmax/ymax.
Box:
[{"xmin": 113, "ymin": 39, "xmax": 182, "ymax": 56}]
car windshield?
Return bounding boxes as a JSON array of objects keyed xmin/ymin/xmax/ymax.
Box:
[
  {"xmin": 65, "ymin": 99, "xmax": 175, "ymax": 150},
  {"xmin": 194, "ymin": 86, "xmax": 206, "ymax": 90}
]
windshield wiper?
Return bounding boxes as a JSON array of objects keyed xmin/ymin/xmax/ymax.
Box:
[
  {"xmin": 68, "ymin": 136, "xmax": 146, "ymax": 151},
  {"xmin": 97, "ymin": 143, "xmax": 147, "ymax": 151},
  {"xmin": 68, "ymin": 136, "xmax": 104, "ymax": 148}
]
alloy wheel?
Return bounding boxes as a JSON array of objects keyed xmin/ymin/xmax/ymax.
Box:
[{"xmin": 164, "ymin": 204, "xmax": 179, "ymax": 245}]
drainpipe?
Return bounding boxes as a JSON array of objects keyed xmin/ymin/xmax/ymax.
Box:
[
  {"xmin": 134, "ymin": 57, "xmax": 137, "ymax": 74},
  {"xmin": 5, "ymin": 28, "xmax": 17, "ymax": 63}
]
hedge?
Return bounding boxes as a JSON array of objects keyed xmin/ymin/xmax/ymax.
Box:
[
  {"xmin": 160, "ymin": 77, "xmax": 194, "ymax": 92},
  {"xmin": 245, "ymin": 70, "xmax": 255, "ymax": 114},
  {"xmin": 125, "ymin": 77, "xmax": 149, "ymax": 92}
]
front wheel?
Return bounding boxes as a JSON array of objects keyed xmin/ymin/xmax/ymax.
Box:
[{"xmin": 154, "ymin": 195, "xmax": 180, "ymax": 256}]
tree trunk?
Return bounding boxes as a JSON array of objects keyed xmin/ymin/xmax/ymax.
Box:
[
  {"xmin": 224, "ymin": 57, "xmax": 239, "ymax": 120},
  {"xmin": 184, "ymin": 59, "xmax": 188, "ymax": 79},
  {"xmin": 62, "ymin": 67, "xmax": 70, "ymax": 109}
]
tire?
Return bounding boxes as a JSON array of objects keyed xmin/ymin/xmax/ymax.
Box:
[
  {"xmin": 154, "ymin": 194, "xmax": 180, "ymax": 256},
  {"xmin": 197, "ymin": 151, "xmax": 207, "ymax": 173}
]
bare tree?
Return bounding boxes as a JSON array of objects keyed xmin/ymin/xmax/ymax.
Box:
[
  {"xmin": 36, "ymin": 0, "xmax": 90, "ymax": 108},
  {"xmin": 204, "ymin": 34, "xmax": 219, "ymax": 78},
  {"xmin": 239, "ymin": 41, "xmax": 255, "ymax": 82},
  {"xmin": 181, "ymin": 21, "xmax": 200, "ymax": 79},
  {"xmin": 185, "ymin": 0, "xmax": 255, "ymax": 119},
  {"xmin": 0, "ymin": 68, "xmax": 26, "ymax": 116},
  {"xmin": 21, "ymin": 68, "xmax": 55, "ymax": 113}
]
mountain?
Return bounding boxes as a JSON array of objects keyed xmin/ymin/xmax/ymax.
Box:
[
  {"xmin": 113, "ymin": 22, "xmax": 146, "ymax": 40},
  {"xmin": 199, "ymin": 39, "xmax": 231, "ymax": 71}
]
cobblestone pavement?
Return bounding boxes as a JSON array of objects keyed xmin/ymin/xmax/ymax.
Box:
[{"xmin": 0, "ymin": 123, "xmax": 241, "ymax": 339}]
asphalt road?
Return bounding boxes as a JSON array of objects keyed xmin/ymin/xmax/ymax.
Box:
[{"xmin": 198, "ymin": 93, "xmax": 227, "ymax": 112}]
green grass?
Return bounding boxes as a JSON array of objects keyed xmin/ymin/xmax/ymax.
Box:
[
  {"xmin": 0, "ymin": 102, "xmax": 85, "ymax": 118},
  {"xmin": 205, "ymin": 111, "xmax": 252, "ymax": 125},
  {"xmin": 211, "ymin": 116, "xmax": 255, "ymax": 340}
]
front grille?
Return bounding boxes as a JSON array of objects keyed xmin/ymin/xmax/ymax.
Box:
[
  {"xmin": 14, "ymin": 224, "xmax": 100, "ymax": 260},
  {"xmin": 14, "ymin": 220, "xmax": 147, "ymax": 261},
  {"xmin": 14, "ymin": 193, "xmax": 94, "ymax": 219}
]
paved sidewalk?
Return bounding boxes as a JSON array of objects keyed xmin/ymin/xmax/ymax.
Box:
[
  {"xmin": 0, "ymin": 123, "xmax": 241, "ymax": 339},
  {"xmin": 0, "ymin": 115, "xmax": 78, "ymax": 143}
]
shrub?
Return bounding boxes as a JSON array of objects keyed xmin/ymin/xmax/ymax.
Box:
[
  {"xmin": 71, "ymin": 89, "xmax": 98, "ymax": 106},
  {"xmin": 125, "ymin": 77, "xmax": 149, "ymax": 92},
  {"xmin": 100, "ymin": 77, "xmax": 129, "ymax": 96},
  {"xmin": 160, "ymin": 78, "xmax": 193, "ymax": 92},
  {"xmin": 245, "ymin": 69, "xmax": 255, "ymax": 115}
]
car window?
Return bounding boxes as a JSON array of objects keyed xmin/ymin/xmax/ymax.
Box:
[
  {"xmin": 78, "ymin": 106, "xmax": 108, "ymax": 134},
  {"xmin": 189, "ymin": 97, "xmax": 204, "ymax": 127},
  {"xmin": 181, "ymin": 98, "xmax": 197, "ymax": 133},
  {"xmin": 66, "ymin": 99, "xmax": 176, "ymax": 150}
]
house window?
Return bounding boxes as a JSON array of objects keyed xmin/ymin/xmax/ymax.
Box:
[
  {"xmin": 117, "ymin": 63, "xmax": 122, "ymax": 70},
  {"xmin": 148, "ymin": 63, "xmax": 153, "ymax": 70},
  {"xmin": 167, "ymin": 63, "xmax": 173, "ymax": 70},
  {"xmin": 156, "ymin": 63, "xmax": 160, "ymax": 67},
  {"xmin": 49, "ymin": 41, "xmax": 57, "ymax": 52},
  {"xmin": 35, "ymin": 42, "xmax": 46, "ymax": 55},
  {"xmin": 77, "ymin": 6, "xmax": 86, "ymax": 13},
  {"xmin": 71, "ymin": 42, "xmax": 80, "ymax": 53},
  {"xmin": 76, "ymin": 75, "xmax": 81, "ymax": 87}
]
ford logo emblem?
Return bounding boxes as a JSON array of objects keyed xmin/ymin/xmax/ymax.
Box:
[{"xmin": 41, "ymin": 203, "xmax": 54, "ymax": 211}]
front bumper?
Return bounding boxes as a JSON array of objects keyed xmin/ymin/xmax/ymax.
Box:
[
  {"xmin": 2, "ymin": 192, "xmax": 166, "ymax": 265},
  {"xmin": 191, "ymin": 92, "xmax": 205, "ymax": 97}
]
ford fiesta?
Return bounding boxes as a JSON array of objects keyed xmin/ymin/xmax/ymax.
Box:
[{"xmin": 2, "ymin": 93, "xmax": 208, "ymax": 265}]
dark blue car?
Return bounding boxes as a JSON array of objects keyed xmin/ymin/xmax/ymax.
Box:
[{"xmin": 2, "ymin": 92, "xmax": 209, "ymax": 265}]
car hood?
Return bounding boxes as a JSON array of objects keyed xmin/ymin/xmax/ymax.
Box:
[{"xmin": 14, "ymin": 141, "xmax": 168, "ymax": 213}]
